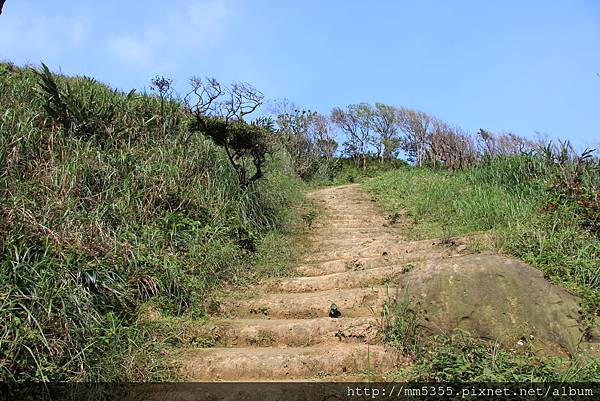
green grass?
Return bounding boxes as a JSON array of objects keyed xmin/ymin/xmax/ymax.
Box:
[
  {"xmin": 0, "ymin": 62, "xmax": 305, "ymax": 381},
  {"xmin": 393, "ymin": 330, "xmax": 600, "ymax": 382},
  {"xmin": 363, "ymin": 161, "xmax": 599, "ymax": 317},
  {"xmin": 364, "ymin": 156, "xmax": 599, "ymax": 381},
  {"xmin": 307, "ymin": 157, "xmax": 408, "ymax": 188}
]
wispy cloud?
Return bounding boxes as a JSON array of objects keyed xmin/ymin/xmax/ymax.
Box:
[
  {"xmin": 107, "ymin": 0, "xmax": 232, "ymax": 72},
  {"xmin": 0, "ymin": 0, "xmax": 233, "ymax": 76},
  {"xmin": 107, "ymin": 32, "xmax": 161, "ymax": 68},
  {"xmin": 0, "ymin": 2, "xmax": 92, "ymax": 61}
]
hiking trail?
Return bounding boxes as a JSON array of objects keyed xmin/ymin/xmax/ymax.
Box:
[
  {"xmin": 172, "ymin": 184, "xmax": 457, "ymax": 381},
  {"xmin": 171, "ymin": 184, "xmax": 591, "ymax": 381}
]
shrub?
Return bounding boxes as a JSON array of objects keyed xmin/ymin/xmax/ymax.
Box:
[{"xmin": 0, "ymin": 63, "xmax": 302, "ymax": 380}]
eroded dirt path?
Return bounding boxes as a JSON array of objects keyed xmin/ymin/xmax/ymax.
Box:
[{"xmin": 174, "ymin": 184, "xmax": 462, "ymax": 381}]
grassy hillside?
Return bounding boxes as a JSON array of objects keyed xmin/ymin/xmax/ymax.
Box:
[
  {"xmin": 364, "ymin": 155, "xmax": 599, "ymax": 380},
  {"xmin": 2, "ymin": 60, "xmax": 598, "ymax": 383},
  {"xmin": 0, "ymin": 63, "xmax": 304, "ymax": 381}
]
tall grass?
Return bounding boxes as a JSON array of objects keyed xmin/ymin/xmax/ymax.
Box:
[
  {"xmin": 0, "ymin": 62, "xmax": 303, "ymax": 381},
  {"xmin": 365, "ymin": 154, "xmax": 599, "ymax": 381},
  {"xmin": 402, "ymin": 330, "xmax": 600, "ymax": 382},
  {"xmin": 363, "ymin": 155, "xmax": 599, "ymax": 322}
]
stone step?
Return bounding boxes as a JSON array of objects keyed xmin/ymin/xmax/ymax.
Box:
[
  {"xmin": 188, "ymin": 317, "xmax": 381, "ymax": 347},
  {"xmin": 219, "ymin": 286, "xmax": 394, "ymax": 319},
  {"xmin": 295, "ymin": 251, "xmax": 454, "ymax": 276},
  {"xmin": 265, "ymin": 263, "xmax": 420, "ymax": 292},
  {"xmin": 176, "ymin": 344, "xmax": 400, "ymax": 381}
]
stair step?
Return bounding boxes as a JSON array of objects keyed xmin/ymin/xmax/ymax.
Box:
[
  {"xmin": 191, "ymin": 317, "xmax": 381, "ymax": 347},
  {"xmin": 176, "ymin": 344, "xmax": 400, "ymax": 381},
  {"xmin": 266, "ymin": 263, "xmax": 418, "ymax": 292},
  {"xmin": 219, "ymin": 287, "xmax": 394, "ymax": 319},
  {"xmin": 295, "ymin": 251, "xmax": 453, "ymax": 276}
]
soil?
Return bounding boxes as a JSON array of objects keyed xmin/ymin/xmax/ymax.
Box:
[{"xmin": 171, "ymin": 184, "xmax": 592, "ymax": 381}]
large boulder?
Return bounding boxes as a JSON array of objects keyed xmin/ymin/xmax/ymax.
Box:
[{"xmin": 397, "ymin": 253, "xmax": 586, "ymax": 355}]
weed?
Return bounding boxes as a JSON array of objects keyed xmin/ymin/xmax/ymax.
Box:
[
  {"xmin": 380, "ymin": 285, "xmax": 419, "ymax": 357},
  {"xmin": 301, "ymin": 210, "xmax": 319, "ymax": 227},
  {"xmin": 402, "ymin": 264, "xmax": 415, "ymax": 273},
  {"xmin": 0, "ymin": 63, "xmax": 303, "ymax": 381},
  {"xmin": 386, "ymin": 212, "xmax": 402, "ymax": 225},
  {"xmin": 367, "ymin": 155, "xmax": 600, "ymax": 381}
]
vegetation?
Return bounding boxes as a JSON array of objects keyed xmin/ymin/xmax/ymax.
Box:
[
  {"xmin": 401, "ymin": 330, "xmax": 599, "ymax": 382},
  {"xmin": 1, "ymin": 57, "xmax": 597, "ymax": 383},
  {"xmin": 270, "ymin": 100, "xmax": 338, "ymax": 181},
  {"xmin": 185, "ymin": 78, "xmax": 275, "ymax": 188},
  {"xmin": 366, "ymin": 149, "xmax": 599, "ymax": 381},
  {"xmin": 279, "ymin": 98, "xmax": 546, "ymax": 186},
  {"xmin": 0, "ymin": 62, "xmax": 304, "ymax": 381}
]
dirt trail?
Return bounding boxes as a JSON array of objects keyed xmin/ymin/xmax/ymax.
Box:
[
  {"xmin": 174, "ymin": 184, "xmax": 459, "ymax": 381},
  {"xmin": 170, "ymin": 184, "xmax": 595, "ymax": 381}
]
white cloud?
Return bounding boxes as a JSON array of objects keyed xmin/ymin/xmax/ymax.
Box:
[
  {"xmin": 0, "ymin": 0, "xmax": 233, "ymax": 74},
  {"xmin": 107, "ymin": 0, "xmax": 232, "ymax": 72},
  {"xmin": 184, "ymin": 0, "xmax": 230, "ymax": 37},
  {"xmin": 0, "ymin": 3, "xmax": 92, "ymax": 61}
]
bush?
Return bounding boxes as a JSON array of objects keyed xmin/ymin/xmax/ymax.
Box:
[{"xmin": 0, "ymin": 63, "xmax": 302, "ymax": 380}]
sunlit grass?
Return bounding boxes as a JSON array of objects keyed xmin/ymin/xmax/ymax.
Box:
[
  {"xmin": 0, "ymin": 62, "xmax": 305, "ymax": 381},
  {"xmin": 364, "ymin": 157, "xmax": 599, "ymax": 381}
]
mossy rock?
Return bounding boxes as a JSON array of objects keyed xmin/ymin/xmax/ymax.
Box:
[{"xmin": 398, "ymin": 253, "xmax": 586, "ymax": 355}]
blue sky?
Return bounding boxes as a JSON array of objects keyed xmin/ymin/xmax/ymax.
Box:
[{"xmin": 1, "ymin": 0, "xmax": 599, "ymax": 148}]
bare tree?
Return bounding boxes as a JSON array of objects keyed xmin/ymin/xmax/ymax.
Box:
[
  {"xmin": 331, "ymin": 103, "xmax": 373, "ymax": 170},
  {"xmin": 185, "ymin": 77, "xmax": 263, "ymax": 123},
  {"xmin": 397, "ymin": 107, "xmax": 432, "ymax": 167},
  {"xmin": 185, "ymin": 77, "xmax": 223, "ymax": 116},
  {"xmin": 312, "ymin": 113, "xmax": 337, "ymax": 160},
  {"xmin": 426, "ymin": 118, "xmax": 451, "ymax": 167},
  {"xmin": 476, "ymin": 129, "xmax": 536, "ymax": 158},
  {"xmin": 224, "ymin": 82, "xmax": 264, "ymax": 121},
  {"xmin": 185, "ymin": 77, "xmax": 270, "ymax": 187},
  {"xmin": 433, "ymin": 126, "xmax": 478, "ymax": 169},
  {"xmin": 372, "ymin": 103, "xmax": 400, "ymax": 163},
  {"xmin": 272, "ymin": 100, "xmax": 337, "ymax": 179}
]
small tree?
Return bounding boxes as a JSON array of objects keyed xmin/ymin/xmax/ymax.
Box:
[
  {"xmin": 275, "ymin": 107, "xmax": 318, "ymax": 178},
  {"xmin": 331, "ymin": 103, "xmax": 373, "ymax": 170},
  {"xmin": 186, "ymin": 77, "xmax": 271, "ymax": 188},
  {"xmin": 271, "ymin": 100, "xmax": 337, "ymax": 180},
  {"xmin": 397, "ymin": 107, "xmax": 432, "ymax": 167},
  {"xmin": 313, "ymin": 114, "xmax": 338, "ymax": 160},
  {"xmin": 372, "ymin": 103, "xmax": 401, "ymax": 163},
  {"xmin": 150, "ymin": 75, "xmax": 173, "ymax": 118}
]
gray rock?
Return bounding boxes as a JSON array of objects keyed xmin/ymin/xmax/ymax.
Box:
[{"xmin": 397, "ymin": 253, "xmax": 585, "ymax": 355}]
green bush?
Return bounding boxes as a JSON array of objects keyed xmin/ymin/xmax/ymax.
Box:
[
  {"xmin": 307, "ymin": 157, "xmax": 407, "ymax": 187},
  {"xmin": 0, "ymin": 63, "xmax": 303, "ymax": 381}
]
